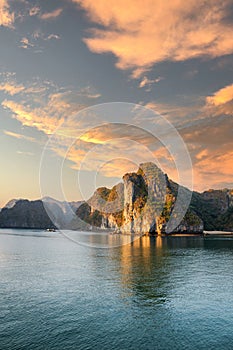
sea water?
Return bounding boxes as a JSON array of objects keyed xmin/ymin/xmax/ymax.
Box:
[{"xmin": 0, "ymin": 229, "xmax": 233, "ymax": 349}]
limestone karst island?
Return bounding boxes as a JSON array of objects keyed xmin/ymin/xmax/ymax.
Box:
[{"xmin": 1, "ymin": 162, "xmax": 233, "ymax": 234}]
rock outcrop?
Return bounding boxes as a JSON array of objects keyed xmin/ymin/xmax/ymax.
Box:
[{"xmin": 76, "ymin": 162, "xmax": 205, "ymax": 234}]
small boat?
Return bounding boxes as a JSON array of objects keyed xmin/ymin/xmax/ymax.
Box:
[{"xmin": 46, "ymin": 228, "xmax": 56, "ymax": 232}]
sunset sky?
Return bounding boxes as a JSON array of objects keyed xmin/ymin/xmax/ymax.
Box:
[{"xmin": 0, "ymin": 0, "xmax": 233, "ymax": 207}]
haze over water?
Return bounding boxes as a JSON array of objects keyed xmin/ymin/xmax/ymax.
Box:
[{"xmin": 0, "ymin": 229, "xmax": 233, "ymax": 349}]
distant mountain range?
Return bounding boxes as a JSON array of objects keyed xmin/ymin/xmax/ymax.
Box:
[
  {"xmin": 0, "ymin": 197, "xmax": 83, "ymax": 230},
  {"xmin": 0, "ymin": 162, "xmax": 233, "ymax": 233}
]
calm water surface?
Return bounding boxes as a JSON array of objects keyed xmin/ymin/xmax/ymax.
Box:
[{"xmin": 0, "ymin": 229, "xmax": 233, "ymax": 349}]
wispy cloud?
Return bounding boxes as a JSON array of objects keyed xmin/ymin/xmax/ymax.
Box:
[
  {"xmin": 72, "ymin": 0, "xmax": 233, "ymax": 76},
  {"xmin": 1, "ymin": 77, "xmax": 100, "ymax": 136},
  {"xmin": 16, "ymin": 151, "xmax": 34, "ymax": 156},
  {"xmin": 77, "ymin": 86, "xmax": 101, "ymax": 99},
  {"xmin": 65, "ymin": 137, "xmax": 163, "ymax": 176},
  {"xmin": 46, "ymin": 34, "xmax": 60, "ymax": 40},
  {"xmin": 0, "ymin": 78, "xmax": 49, "ymax": 97},
  {"xmin": 144, "ymin": 101, "xmax": 202, "ymax": 127},
  {"xmin": 4, "ymin": 130, "xmax": 36, "ymax": 143},
  {"xmin": 139, "ymin": 76, "xmax": 163, "ymax": 91},
  {"xmin": 20, "ymin": 37, "xmax": 34, "ymax": 49},
  {"xmin": 29, "ymin": 6, "xmax": 40, "ymax": 17},
  {"xmin": 2, "ymin": 95, "xmax": 83, "ymax": 135},
  {"xmin": 32, "ymin": 30, "xmax": 61, "ymax": 41},
  {"xmin": 95, "ymin": 158, "xmax": 138, "ymax": 178},
  {"xmin": 19, "ymin": 31, "xmax": 60, "ymax": 51},
  {"xmin": 40, "ymin": 8, "xmax": 63, "ymax": 20}
]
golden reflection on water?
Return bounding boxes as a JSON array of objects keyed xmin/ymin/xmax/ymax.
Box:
[
  {"xmin": 66, "ymin": 230, "xmax": 166, "ymax": 250},
  {"xmin": 156, "ymin": 235, "xmax": 163, "ymax": 249},
  {"xmin": 119, "ymin": 236, "xmax": 165, "ymax": 270},
  {"xmin": 118, "ymin": 236, "xmax": 169, "ymax": 302}
]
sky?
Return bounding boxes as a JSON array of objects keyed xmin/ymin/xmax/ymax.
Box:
[{"xmin": 0, "ymin": 0, "xmax": 233, "ymax": 207}]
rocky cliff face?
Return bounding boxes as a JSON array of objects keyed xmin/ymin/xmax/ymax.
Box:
[
  {"xmin": 121, "ymin": 163, "xmax": 167, "ymax": 234},
  {"xmin": 76, "ymin": 162, "xmax": 205, "ymax": 234},
  {"xmin": 191, "ymin": 189, "xmax": 233, "ymax": 231},
  {"xmin": 201, "ymin": 189, "xmax": 233, "ymax": 213}
]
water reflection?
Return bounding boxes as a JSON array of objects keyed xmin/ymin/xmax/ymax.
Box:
[
  {"xmin": 117, "ymin": 236, "xmax": 170, "ymax": 305},
  {"xmin": 62, "ymin": 230, "xmax": 133, "ymax": 248},
  {"xmin": 115, "ymin": 235, "xmax": 205, "ymax": 305}
]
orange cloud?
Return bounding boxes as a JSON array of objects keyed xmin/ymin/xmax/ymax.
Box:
[
  {"xmin": 206, "ymin": 84, "xmax": 233, "ymax": 106},
  {"xmin": 0, "ymin": 79, "xmax": 49, "ymax": 96},
  {"xmin": 2, "ymin": 92, "xmax": 85, "ymax": 135},
  {"xmin": 96, "ymin": 158, "xmax": 138, "ymax": 178},
  {"xmin": 0, "ymin": 82, "xmax": 25, "ymax": 95},
  {"xmin": 1, "ymin": 77, "xmax": 100, "ymax": 137},
  {"xmin": 45, "ymin": 122, "xmax": 166, "ymax": 179},
  {"xmin": 78, "ymin": 123, "xmax": 162, "ymax": 148},
  {"xmin": 195, "ymin": 149, "xmax": 209, "ymax": 160},
  {"xmin": 180, "ymin": 111, "xmax": 233, "ymax": 191},
  {"xmin": 72, "ymin": 0, "xmax": 233, "ymax": 75},
  {"xmin": 204, "ymin": 84, "xmax": 233, "ymax": 117},
  {"xmin": 2, "ymin": 100, "xmax": 55, "ymax": 134},
  {"xmin": 61, "ymin": 126, "xmax": 176, "ymax": 183},
  {"xmin": 193, "ymin": 150, "xmax": 233, "ymax": 191},
  {"xmin": 0, "ymin": 0, "xmax": 14, "ymax": 27}
]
